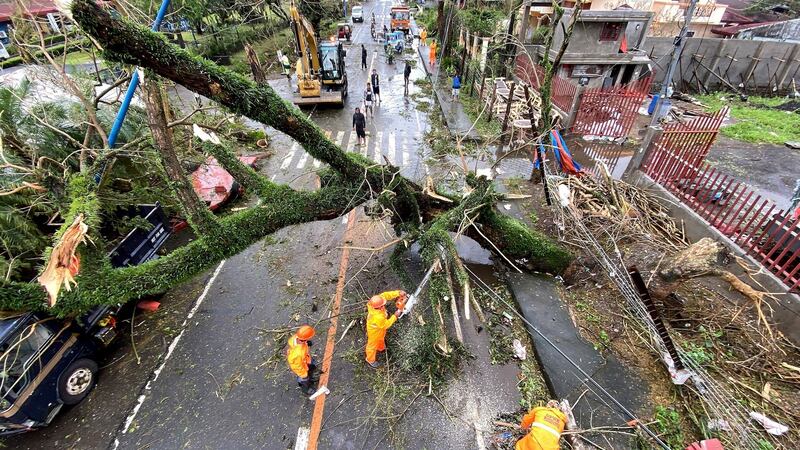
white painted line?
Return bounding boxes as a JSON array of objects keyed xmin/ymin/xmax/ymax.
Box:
[
  {"xmin": 294, "ymin": 427, "xmax": 310, "ymax": 450},
  {"xmin": 281, "ymin": 143, "xmax": 298, "ymax": 170},
  {"xmin": 118, "ymin": 260, "xmax": 226, "ymax": 440},
  {"xmin": 373, "ymin": 131, "xmax": 383, "ymax": 163},
  {"xmin": 415, "ymin": 110, "xmax": 422, "ymax": 132},
  {"xmin": 387, "ymin": 131, "xmax": 396, "ymax": 164},
  {"xmin": 296, "ymin": 151, "xmax": 310, "ymax": 169},
  {"xmin": 361, "ymin": 135, "xmax": 369, "ymax": 157},
  {"xmin": 347, "ymin": 130, "xmax": 356, "ymax": 152},
  {"xmin": 335, "ymin": 130, "xmax": 345, "ymax": 147},
  {"xmin": 402, "ymin": 137, "xmax": 410, "ymax": 166}
]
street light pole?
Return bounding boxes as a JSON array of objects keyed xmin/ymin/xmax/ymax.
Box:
[{"xmin": 649, "ymin": 0, "xmax": 698, "ymax": 126}]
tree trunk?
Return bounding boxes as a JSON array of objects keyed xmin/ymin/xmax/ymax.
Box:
[
  {"xmin": 141, "ymin": 75, "xmax": 220, "ymax": 237},
  {"xmin": 244, "ymin": 44, "xmax": 267, "ymax": 84},
  {"xmin": 436, "ymin": 0, "xmax": 445, "ymax": 40}
]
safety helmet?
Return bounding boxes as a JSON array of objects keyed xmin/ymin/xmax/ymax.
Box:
[
  {"xmin": 368, "ymin": 296, "xmax": 386, "ymax": 309},
  {"xmin": 296, "ymin": 325, "xmax": 315, "ymax": 340}
]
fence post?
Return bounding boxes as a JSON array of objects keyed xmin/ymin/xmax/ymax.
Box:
[
  {"xmin": 487, "ymin": 79, "xmax": 497, "ymax": 122},
  {"xmin": 622, "ymin": 125, "xmax": 663, "ymax": 181},
  {"xmin": 478, "ymin": 70, "xmax": 487, "ymax": 100},
  {"xmin": 501, "ymin": 82, "xmax": 517, "ymax": 137},
  {"xmin": 563, "ymin": 82, "xmax": 586, "ymax": 130}
]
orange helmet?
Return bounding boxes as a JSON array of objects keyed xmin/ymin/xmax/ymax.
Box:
[
  {"xmin": 296, "ymin": 325, "xmax": 315, "ymax": 340},
  {"xmin": 368, "ymin": 296, "xmax": 386, "ymax": 309}
]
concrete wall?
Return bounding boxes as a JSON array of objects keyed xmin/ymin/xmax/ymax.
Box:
[
  {"xmin": 642, "ymin": 36, "xmax": 800, "ymax": 93},
  {"xmin": 629, "ymin": 171, "xmax": 800, "ymax": 345}
]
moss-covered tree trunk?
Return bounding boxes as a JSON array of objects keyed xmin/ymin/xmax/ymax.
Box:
[{"xmin": 0, "ymin": 0, "xmax": 572, "ymax": 316}]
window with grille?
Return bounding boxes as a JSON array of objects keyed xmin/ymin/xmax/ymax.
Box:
[{"xmin": 599, "ymin": 22, "xmax": 622, "ymax": 42}]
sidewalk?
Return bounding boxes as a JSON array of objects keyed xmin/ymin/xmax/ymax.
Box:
[
  {"xmin": 507, "ymin": 273, "xmax": 645, "ymax": 448},
  {"xmin": 417, "ymin": 43, "xmax": 481, "ymax": 142}
]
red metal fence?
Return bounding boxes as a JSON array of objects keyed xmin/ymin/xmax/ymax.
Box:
[
  {"xmin": 514, "ymin": 55, "xmax": 576, "ymax": 112},
  {"xmin": 642, "ymin": 108, "xmax": 800, "ymax": 292},
  {"xmin": 571, "ymin": 76, "xmax": 653, "ymax": 138}
]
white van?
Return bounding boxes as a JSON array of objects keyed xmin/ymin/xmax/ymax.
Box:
[{"xmin": 352, "ymin": 5, "xmax": 364, "ymax": 22}]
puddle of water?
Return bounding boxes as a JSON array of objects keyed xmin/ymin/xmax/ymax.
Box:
[{"xmin": 566, "ymin": 137, "xmax": 635, "ymax": 179}]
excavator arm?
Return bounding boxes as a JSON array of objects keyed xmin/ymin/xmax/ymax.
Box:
[{"xmin": 290, "ymin": 2, "xmax": 320, "ymax": 76}]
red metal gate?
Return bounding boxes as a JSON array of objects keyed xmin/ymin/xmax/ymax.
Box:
[
  {"xmin": 571, "ymin": 77, "xmax": 652, "ymax": 138},
  {"xmin": 514, "ymin": 55, "xmax": 576, "ymax": 112},
  {"xmin": 642, "ymin": 108, "xmax": 800, "ymax": 292}
]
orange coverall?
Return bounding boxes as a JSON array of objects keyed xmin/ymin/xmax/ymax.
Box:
[
  {"xmin": 429, "ymin": 42, "xmax": 437, "ymax": 66},
  {"xmin": 420, "ymin": 28, "xmax": 427, "ymax": 46},
  {"xmin": 516, "ymin": 406, "xmax": 567, "ymax": 450},
  {"xmin": 365, "ymin": 290, "xmax": 403, "ymax": 363},
  {"xmin": 286, "ymin": 335, "xmax": 311, "ymax": 379}
]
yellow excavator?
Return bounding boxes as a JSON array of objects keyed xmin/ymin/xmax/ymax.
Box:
[{"xmin": 290, "ymin": 2, "xmax": 349, "ymax": 106}]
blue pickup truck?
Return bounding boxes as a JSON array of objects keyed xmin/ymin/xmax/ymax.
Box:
[{"xmin": 0, "ymin": 203, "xmax": 170, "ymax": 435}]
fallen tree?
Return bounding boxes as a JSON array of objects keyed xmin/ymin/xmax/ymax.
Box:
[{"xmin": 0, "ymin": 0, "xmax": 571, "ymax": 316}]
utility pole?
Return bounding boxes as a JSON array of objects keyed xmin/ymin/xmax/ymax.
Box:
[{"xmin": 649, "ymin": 0, "xmax": 698, "ymax": 126}]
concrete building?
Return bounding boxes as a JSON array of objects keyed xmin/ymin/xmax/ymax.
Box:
[
  {"xmin": 0, "ymin": 0, "xmax": 66, "ymax": 45},
  {"xmin": 519, "ymin": 0, "xmax": 728, "ymax": 38},
  {"xmin": 712, "ymin": 18, "xmax": 800, "ymax": 42},
  {"xmin": 518, "ymin": 7, "xmax": 654, "ymax": 89}
]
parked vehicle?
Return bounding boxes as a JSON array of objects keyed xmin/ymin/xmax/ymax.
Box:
[
  {"xmin": 352, "ymin": 5, "xmax": 364, "ymax": 22},
  {"xmin": 0, "ymin": 204, "xmax": 171, "ymax": 435}
]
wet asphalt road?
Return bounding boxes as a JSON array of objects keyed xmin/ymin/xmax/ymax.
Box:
[{"xmin": 7, "ymin": 2, "xmax": 526, "ymax": 448}]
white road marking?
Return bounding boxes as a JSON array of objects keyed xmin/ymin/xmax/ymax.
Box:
[
  {"xmin": 294, "ymin": 427, "xmax": 310, "ymax": 450},
  {"xmin": 401, "ymin": 136, "xmax": 410, "ymax": 166},
  {"xmin": 281, "ymin": 143, "xmax": 298, "ymax": 170},
  {"xmin": 296, "ymin": 151, "xmax": 310, "ymax": 169},
  {"xmin": 347, "ymin": 130, "xmax": 356, "ymax": 152},
  {"xmin": 335, "ymin": 130, "xmax": 345, "ymax": 147},
  {"xmin": 373, "ymin": 131, "xmax": 383, "ymax": 163},
  {"xmin": 362, "ymin": 134, "xmax": 369, "ymax": 157},
  {"xmin": 116, "ymin": 260, "xmax": 226, "ymax": 443},
  {"xmin": 415, "ymin": 110, "xmax": 422, "ymax": 132},
  {"xmin": 387, "ymin": 131, "xmax": 396, "ymax": 164}
]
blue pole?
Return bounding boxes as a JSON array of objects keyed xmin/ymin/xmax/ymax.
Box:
[{"xmin": 106, "ymin": 0, "xmax": 173, "ymax": 148}]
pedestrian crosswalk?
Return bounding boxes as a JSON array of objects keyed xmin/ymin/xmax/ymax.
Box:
[{"xmin": 279, "ymin": 129, "xmax": 420, "ymax": 172}]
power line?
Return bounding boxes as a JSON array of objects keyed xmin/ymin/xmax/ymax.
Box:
[{"xmin": 462, "ymin": 264, "xmax": 671, "ymax": 450}]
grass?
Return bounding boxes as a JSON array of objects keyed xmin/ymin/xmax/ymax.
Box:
[
  {"xmin": 63, "ymin": 50, "xmax": 93, "ymax": 65},
  {"xmin": 697, "ymin": 93, "xmax": 800, "ymax": 145},
  {"xmin": 460, "ymin": 92, "xmax": 502, "ymax": 140},
  {"xmin": 228, "ymin": 27, "xmax": 293, "ymax": 75}
]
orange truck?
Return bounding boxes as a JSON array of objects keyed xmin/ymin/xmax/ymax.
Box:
[{"xmin": 390, "ymin": 5, "xmax": 410, "ymax": 33}]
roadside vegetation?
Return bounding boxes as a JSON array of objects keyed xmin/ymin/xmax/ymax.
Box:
[{"xmin": 697, "ymin": 94, "xmax": 800, "ymax": 144}]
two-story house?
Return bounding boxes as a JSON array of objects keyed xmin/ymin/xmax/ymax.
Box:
[{"xmin": 518, "ymin": 7, "xmax": 654, "ymax": 89}]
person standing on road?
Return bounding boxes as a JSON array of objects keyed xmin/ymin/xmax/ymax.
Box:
[
  {"xmin": 420, "ymin": 28, "xmax": 427, "ymax": 46},
  {"xmin": 452, "ymin": 72, "xmax": 461, "ymax": 101},
  {"xmin": 365, "ymin": 290, "xmax": 408, "ymax": 368},
  {"xmin": 515, "ymin": 400, "xmax": 567, "ymax": 450},
  {"xmin": 403, "ymin": 60, "xmax": 412, "ymax": 95},
  {"xmin": 364, "ymin": 83, "xmax": 374, "ymax": 118},
  {"xmin": 361, "ymin": 44, "xmax": 368, "ymax": 70},
  {"xmin": 287, "ymin": 325, "xmax": 317, "ymax": 395},
  {"xmin": 353, "ymin": 107, "xmax": 367, "ymax": 146},
  {"xmin": 429, "ymin": 40, "xmax": 437, "ymax": 67},
  {"xmin": 371, "ymin": 69, "xmax": 381, "ymax": 104}
]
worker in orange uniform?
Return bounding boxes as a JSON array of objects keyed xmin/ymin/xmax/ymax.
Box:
[
  {"xmin": 287, "ymin": 325, "xmax": 317, "ymax": 394},
  {"xmin": 365, "ymin": 290, "xmax": 408, "ymax": 368},
  {"xmin": 420, "ymin": 27, "xmax": 427, "ymax": 46},
  {"xmin": 516, "ymin": 400, "xmax": 567, "ymax": 450},
  {"xmin": 429, "ymin": 40, "xmax": 437, "ymax": 67}
]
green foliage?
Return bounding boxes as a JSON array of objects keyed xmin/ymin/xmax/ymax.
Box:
[
  {"xmin": 457, "ymin": 8, "xmax": 504, "ymax": 37},
  {"xmin": 653, "ymin": 406, "xmax": 685, "ymax": 449},
  {"xmin": 415, "ymin": 7, "xmax": 437, "ymax": 36},
  {"xmin": 684, "ymin": 342, "xmax": 714, "ymax": 366},
  {"xmin": 697, "ymin": 94, "xmax": 800, "ymax": 144}
]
